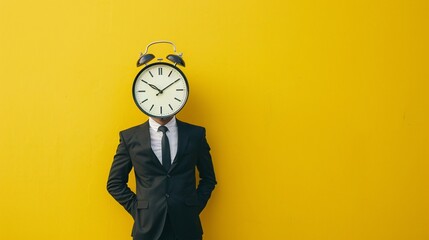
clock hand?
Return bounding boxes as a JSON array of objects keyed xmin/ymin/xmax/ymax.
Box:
[
  {"xmin": 149, "ymin": 84, "xmax": 163, "ymax": 93},
  {"xmin": 156, "ymin": 79, "xmax": 181, "ymax": 96},
  {"xmin": 141, "ymin": 80, "xmax": 162, "ymax": 93}
]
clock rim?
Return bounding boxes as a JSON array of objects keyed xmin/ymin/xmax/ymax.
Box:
[{"xmin": 132, "ymin": 62, "xmax": 190, "ymax": 118}]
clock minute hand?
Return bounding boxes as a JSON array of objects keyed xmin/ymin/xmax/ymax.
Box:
[
  {"xmin": 141, "ymin": 80, "xmax": 162, "ymax": 93},
  {"xmin": 156, "ymin": 79, "xmax": 180, "ymax": 96}
]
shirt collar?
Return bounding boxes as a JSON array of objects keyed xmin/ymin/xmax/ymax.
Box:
[{"xmin": 149, "ymin": 116, "xmax": 177, "ymax": 131}]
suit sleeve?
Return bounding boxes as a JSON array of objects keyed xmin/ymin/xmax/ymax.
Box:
[
  {"xmin": 196, "ymin": 128, "xmax": 217, "ymax": 213},
  {"xmin": 107, "ymin": 132, "xmax": 137, "ymax": 218}
]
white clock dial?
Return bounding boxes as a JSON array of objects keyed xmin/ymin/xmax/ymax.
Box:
[{"xmin": 132, "ymin": 63, "xmax": 189, "ymax": 117}]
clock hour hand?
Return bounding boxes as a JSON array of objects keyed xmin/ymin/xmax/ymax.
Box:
[
  {"xmin": 141, "ymin": 80, "xmax": 162, "ymax": 93},
  {"xmin": 156, "ymin": 79, "xmax": 180, "ymax": 96}
]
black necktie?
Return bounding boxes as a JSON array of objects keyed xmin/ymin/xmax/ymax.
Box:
[{"xmin": 158, "ymin": 126, "xmax": 171, "ymax": 171}]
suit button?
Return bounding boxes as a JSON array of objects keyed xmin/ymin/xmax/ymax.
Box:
[{"xmin": 165, "ymin": 194, "xmax": 170, "ymax": 198}]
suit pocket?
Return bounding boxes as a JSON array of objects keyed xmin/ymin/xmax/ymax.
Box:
[
  {"xmin": 136, "ymin": 200, "xmax": 149, "ymax": 229},
  {"xmin": 137, "ymin": 200, "xmax": 149, "ymax": 209}
]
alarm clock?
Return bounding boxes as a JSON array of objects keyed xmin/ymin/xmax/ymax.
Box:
[{"xmin": 132, "ymin": 41, "xmax": 189, "ymax": 118}]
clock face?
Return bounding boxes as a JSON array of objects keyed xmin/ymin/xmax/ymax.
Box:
[{"xmin": 132, "ymin": 62, "xmax": 189, "ymax": 118}]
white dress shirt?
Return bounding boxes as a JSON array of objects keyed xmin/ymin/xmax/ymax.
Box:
[{"xmin": 148, "ymin": 116, "xmax": 178, "ymax": 164}]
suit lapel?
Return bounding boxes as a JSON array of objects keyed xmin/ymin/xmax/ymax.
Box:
[
  {"xmin": 138, "ymin": 121, "xmax": 165, "ymax": 170},
  {"xmin": 169, "ymin": 119, "xmax": 189, "ymax": 173}
]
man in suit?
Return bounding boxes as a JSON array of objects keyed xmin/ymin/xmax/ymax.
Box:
[{"xmin": 107, "ymin": 115, "xmax": 217, "ymax": 240}]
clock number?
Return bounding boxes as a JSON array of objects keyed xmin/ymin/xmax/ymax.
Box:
[
  {"xmin": 174, "ymin": 97, "xmax": 181, "ymax": 102},
  {"xmin": 169, "ymin": 104, "xmax": 173, "ymax": 111},
  {"xmin": 168, "ymin": 70, "xmax": 173, "ymax": 77},
  {"xmin": 140, "ymin": 99, "xmax": 148, "ymax": 104},
  {"xmin": 158, "ymin": 67, "xmax": 163, "ymax": 75},
  {"xmin": 149, "ymin": 71, "xmax": 154, "ymax": 77},
  {"xmin": 160, "ymin": 106, "xmax": 163, "ymax": 115},
  {"xmin": 176, "ymin": 89, "xmax": 183, "ymax": 91},
  {"xmin": 150, "ymin": 104, "xmax": 154, "ymax": 111},
  {"xmin": 138, "ymin": 90, "xmax": 146, "ymax": 92}
]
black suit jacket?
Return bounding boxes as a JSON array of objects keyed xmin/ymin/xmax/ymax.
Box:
[{"xmin": 107, "ymin": 119, "xmax": 217, "ymax": 240}]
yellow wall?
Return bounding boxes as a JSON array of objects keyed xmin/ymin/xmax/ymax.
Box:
[{"xmin": 1, "ymin": 0, "xmax": 428, "ymax": 239}]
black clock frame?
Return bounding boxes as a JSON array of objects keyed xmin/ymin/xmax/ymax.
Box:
[{"xmin": 132, "ymin": 62, "xmax": 190, "ymax": 118}]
